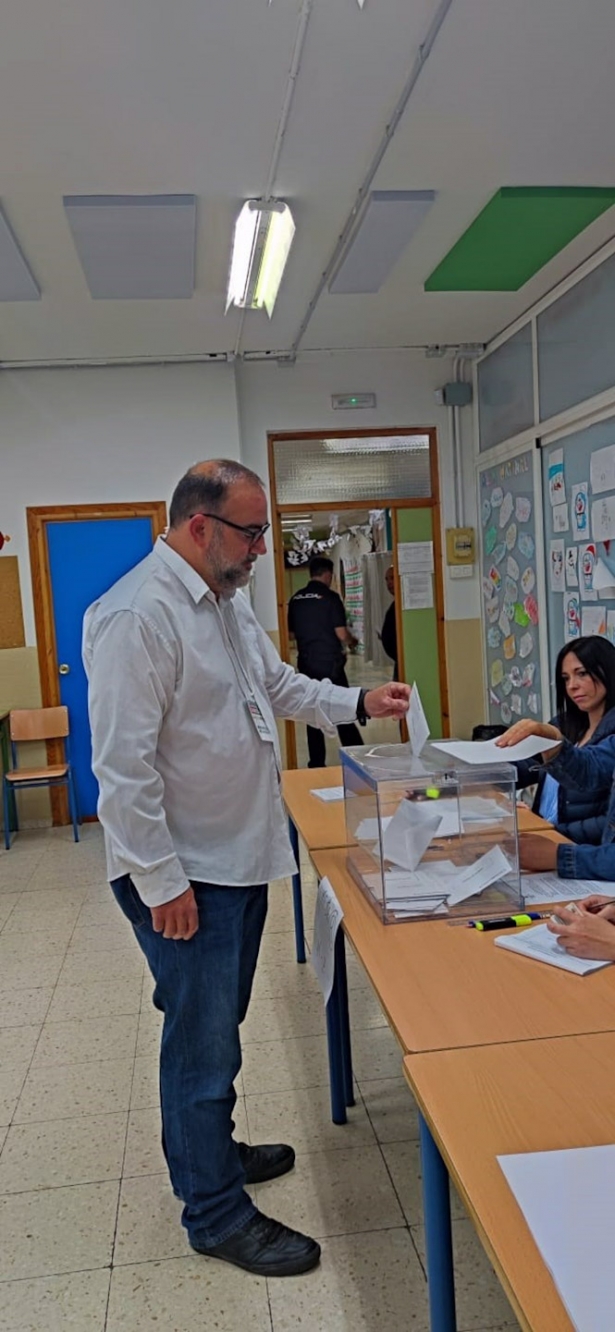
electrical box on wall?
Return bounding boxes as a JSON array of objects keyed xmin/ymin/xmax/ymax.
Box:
[
  {"xmin": 434, "ymin": 382, "xmax": 473, "ymax": 407},
  {"xmin": 446, "ymin": 527, "xmax": 475, "ymax": 565}
]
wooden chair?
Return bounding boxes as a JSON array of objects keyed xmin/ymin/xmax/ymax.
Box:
[{"xmin": 2, "ymin": 706, "xmax": 80, "ymax": 850}]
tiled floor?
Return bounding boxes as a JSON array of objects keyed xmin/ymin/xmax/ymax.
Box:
[{"xmin": 0, "ymin": 825, "xmax": 521, "ymax": 1331}]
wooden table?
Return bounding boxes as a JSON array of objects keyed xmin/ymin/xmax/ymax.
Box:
[
  {"xmin": 281, "ymin": 763, "xmax": 549, "ymax": 961},
  {"xmin": 403, "ymin": 1033, "xmax": 615, "ymax": 1331}
]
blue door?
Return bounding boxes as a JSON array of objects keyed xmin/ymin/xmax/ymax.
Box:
[{"xmin": 46, "ymin": 517, "xmax": 156, "ymax": 817}]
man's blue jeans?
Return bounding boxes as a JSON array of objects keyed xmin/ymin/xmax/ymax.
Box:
[{"xmin": 110, "ymin": 875, "xmax": 268, "ymax": 1248}]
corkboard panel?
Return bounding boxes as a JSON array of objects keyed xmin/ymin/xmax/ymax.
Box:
[{"xmin": 0, "ymin": 557, "xmax": 25, "ymax": 649}]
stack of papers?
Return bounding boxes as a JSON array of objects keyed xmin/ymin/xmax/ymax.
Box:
[
  {"xmin": 521, "ymin": 873, "xmax": 609, "ymax": 906},
  {"xmin": 495, "ymin": 923, "xmax": 612, "ymax": 975},
  {"xmin": 310, "ymin": 786, "xmax": 344, "ymax": 802},
  {"xmin": 363, "ymin": 845, "xmax": 513, "ymax": 918}
]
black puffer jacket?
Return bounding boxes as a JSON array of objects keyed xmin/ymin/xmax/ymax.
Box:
[{"xmin": 516, "ymin": 705, "xmax": 615, "ymax": 845}]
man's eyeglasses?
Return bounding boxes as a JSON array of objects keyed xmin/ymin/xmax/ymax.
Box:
[{"xmin": 193, "ymin": 513, "xmax": 270, "ymax": 547}]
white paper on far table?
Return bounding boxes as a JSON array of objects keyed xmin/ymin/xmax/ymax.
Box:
[
  {"xmin": 310, "ymin": 786, "xmax": 345, "ymax": 802},
  {"xmin": 408, "ymin": 683, "xmax": 430, "ymax": 756},
  {"xmin": 495, "ymin": 923, "xmax": 611, "ymax": 974},
  {"xmin": 382, "ymin": 799, "xmax": 442, "ymax": 872},
  {"xmin": 433, "ymin": 736, "xmax": 561, "ymax": 765},
  {"xmin": 521, "ymin": 872, "xmax": 608, "ymax": 905},
  {"xmin": 499, "ymin": 1144, "xmax": 615, "ymax": 1332},
  {"xmin": 311, "ymin": 877, "xmax": 344, "ymax": 1006}
]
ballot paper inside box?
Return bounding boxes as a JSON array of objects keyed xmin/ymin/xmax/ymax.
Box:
[{"xmin": 341, "ymin": 743, "xmax": 521, "ymax": 924}]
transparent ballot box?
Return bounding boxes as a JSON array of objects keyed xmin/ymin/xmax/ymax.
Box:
[{"xmin": 341, "ymin": 743, "xmax": 521, "ymax": 924}]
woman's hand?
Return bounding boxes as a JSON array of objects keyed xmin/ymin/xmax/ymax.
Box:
[
  {"xmin": 519, "ymin": 833, "xmax": 558, "ymax": 872},
  {"xmin": 579, "ymin": 895, "xmax": 615, "ymax": 921},
  {"xmin": 547, "ymin": 907, "xmax": 615, "ymax": 960},
  {"xmin": 495, "ymin": 719, "xmax": 563, "ymax": 749}
]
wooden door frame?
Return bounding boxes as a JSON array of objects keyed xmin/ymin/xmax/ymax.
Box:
[
  {"xmin": 27, "ymin": 501, "xmax": 167, "ymax": 823},
  {"xmin": 267, "ymin": 428, "xmax": 449, "ymax": 768}
]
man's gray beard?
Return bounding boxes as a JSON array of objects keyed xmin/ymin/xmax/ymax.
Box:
[{"xmin": 216, "ymin": 562, "xmax": 252, "ymax": 592}]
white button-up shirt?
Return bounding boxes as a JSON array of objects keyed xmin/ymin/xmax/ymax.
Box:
[{"xmin": 82, "ymin": 538, "xmax": 360, "ymax": 907}]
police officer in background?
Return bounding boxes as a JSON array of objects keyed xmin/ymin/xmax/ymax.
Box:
[{"xmin": 288, "ymin": 555, "xmax": 364, "ymax": 767}]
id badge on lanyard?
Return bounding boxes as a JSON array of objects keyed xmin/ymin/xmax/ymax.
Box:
[{"xmin": 246, "ymin": 696, "xmax": 274, "ymax": 743}]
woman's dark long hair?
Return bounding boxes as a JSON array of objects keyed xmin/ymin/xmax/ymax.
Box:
[{"xmin": 555, "ymin": 635, "xmax": 615, "ymax": 742}]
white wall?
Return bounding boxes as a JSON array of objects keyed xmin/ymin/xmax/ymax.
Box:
[
  {"xmin": 237, "ymin": 349, "xmax": 480, "ymax": 632},
  {"xmin": 1, "ymin": 363, "xmax": 241, "ymax": 641}
]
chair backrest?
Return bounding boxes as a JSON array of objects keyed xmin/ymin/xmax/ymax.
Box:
[{"xmin": 10, "ymin": 706, "xmax": 70, "ymax": 743}]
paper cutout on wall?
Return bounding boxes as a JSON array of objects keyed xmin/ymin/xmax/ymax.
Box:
[
  {"xmin": 487, "ymin": 627, "xmax": 501, "ymax": 649},
  {"xmin": 592, "ymin": 493, "xmax": 615, "ymax": 544},
  {"xmin": 549, "ymin": 539, "xmax": 565, "ymax": 592},
  {"xmin": 505, "ymin": 522, "xmax": 517, "ymax": 551},
  {"xmin": 508, "ymin": 666, "xmax": 522, "ymax": 687},
  {"xmin": 522, "ymin": 662, "xmax": 536, "ymax": 687},
  {"xmin": 548, "ymin": 448, "xmax": 566, "ymax": 506},
  {"xmin": 581, "ymin": 605, "xmax": 607, "ymax": 636},
  {"xmin": 524, "ymin": 594, "xmax": 539, "ymax": 625},
  {"xmin": 571, "ymin": 482, "xmax": 589, "ymax": 540},
  {"xmin": 485, "ymin": 526, "xmax": 497, "ymax": 555},
  {"xmin": 565, "ymin": 547, "xmax": 578, "ymax": 588},
  {"xmin": 521, "ymin": 566, "xmax": 535, "ymax": 595},
  {"xmin": 503, "ymin": 634, "xmax": 517, "ymax": 660},
  {"xmin": 515, "ymin": 496, "xmax": 531, "ymax": 523},
  {"xmin": 492, "ymin": 542, "xmax": 507, "ymax": 566},
  {"xmin": 564, "ymin": 591, "xmax": 581, "ymax": 640},
  {"xmin": 528, "ymin": 693, "xmax": 540, "ymax": 715},
  {"xmin": 507, "ymin": 555, "xmax": 520, "ymax": 581},
  {"xmin": 498, "ymin": 609, "xmax": 511, "ymax": 637},
  {"xmin": 518, "ymin": 532, "xmax": 535, "ymax": 559},
  {"xmin": 490, "ymin": 658, "xmax": 504, "ymax": 687},
  {"xmin": 486, "ymin": 597, "xmax": 500, "ymax": 623},
  {"xmin": 519, "ymin": 632, "xmax": 534, "ymax": 659},
  {"xmin": 501, "ymin": 702, "xmax": 512, "ymax": 725},
  {"xmin": 553, "ymin": 503, "xmax": 569, "ymax": 533},
  {"xmin": 590, "ymin": 442, "xmax": 615, "ymax": 495},
  {"xmin": 491, "ymin": 487, "xmax": 504, "ymax": 507},
  {"xmin": 499, "ymin": 492, "xmax": 514, "ymax": 528},
  {"xmin": 511, "ymin": 694, "xmax": 522, "ymax": 716},
  {"xmin": 580, "ymin": 543, "xmax": 597, "ymax": 600},
  {"xmin": 501, "ymin": 676, "xmax": 513, "ymax": 696},
  {"xmin": 482, "ymin": 498, "xmax": 492, "ymax": 526}
]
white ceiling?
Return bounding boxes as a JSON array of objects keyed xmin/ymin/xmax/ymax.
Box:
[{"xmin": 2, "ymin": 0, "xmax": 615, "ymax": 363}]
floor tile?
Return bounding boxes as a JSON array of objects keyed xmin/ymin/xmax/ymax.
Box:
[
  {"xmin": 381, "ymin": 1139, "xmax": 465, "ymax": 1227},
  {"xmin": 113, "ymin": 1172, "xmax": 187, "ymax": 1265},
  {"xmin": 107, "ymin": 1254, "xmax": 270, "ymax": 1332},
  {"xmin": 263, "ymin": 884, "xmax": 293, "ymax": 934},
  {"xmin": 0, "ymin": 952, "xmax": 65, "ymax": 991},
  {"xmin": 254, "ymin": 1144, "xmax": 404, "ymax": 1238},
  {"xmin": 258, "ymin": 930, "xmax": 307, "ymax": 968},
  {"xmin": 242, "ymin": 989, "xmax": 327, "ymax": 1043},
  {"xmin": 0, "ymin": 1063, "xmax": 30, "ymax": 1127},
  {"xmin": 0, "ymin": 1024, "xmax": 41, "ymax": 1067},
  {"xmin": 0, "ymin": 1111, "xmax": 127, "ymax": 1191},
  {"xmin": 15, "ymin": 1057, "xmax": 134, "ymax": 1123},
  {"xmin": 347, "ymin": 984, "xmax": 388, "ymax": 1030},
  {"xmin": 245, "ymin": 1085, "xmax": 375, "ymax": 1155},
  {"xmin": 32, "ymin": 1013, "xmax": 138, "ymax": 1067},
  {"xmin": 130, "ymin": 1056, "xmax": 160, "ymax": 1110},
  {"xmin": 58, "ymin": 946, "xmax": 144, "ymax": 986},
  {"xmin": 46, "ymin": 976, "xmax": 142, "ymax": 1022},
  {"xmin": 0, "ymin": 1268, "xmax": 110, "ymax": 1331},
  {"xmin": 123, "ymin": 1100, "xmax": 250, "ymax": 1178},
  {"xmin": 0, "ymin": 894, "xmax": 19, "ymax": 928},
  {"xmin": 268, "ymin": 1227, "xmax": 429, "ymax": 1331},
  {"xmin": 349, "ymin": 1024, "xmax": 404, "ymax": 1081},
  {"xmin": 359, "ymin": 1076, "xmax": 421, "ymax": 1143},
  {"xmin": 135, "ymin": 1011, "xmax": 163, "ymax": 1059},
  {"xmin": 0, "ymin": 986, "xmax": 53, "ymax": 1028},
  {"xmin": 0, "ymin": 1179, "xmax": 119, "ymax": 1280},
  {"xmin": 67, "ymin": 922, "xmax": 137, "ymax": 954},
  {"xmin": 412, "ymin": 1217, "xmax": 519, "ymax": 1331},
  {"xmin": 242, "ymin": 1033, "xmax": 330, "ymax": 1095},
  {"xmin": 249, "ymin": 954, "xmax": 318, "ymax": 1001}
]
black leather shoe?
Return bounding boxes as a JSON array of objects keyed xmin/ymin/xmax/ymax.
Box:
[
  {"xmin": 192, "ymin": 1208, "xmax": 321, "ymax": 1277},
  {"xmin": 237, "ymin": 1140, "xmax": 296, "ymax": 1184}
]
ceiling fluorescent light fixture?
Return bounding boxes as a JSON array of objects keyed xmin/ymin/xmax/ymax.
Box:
[
  {"xmin": 329, "ymin": 190, "xmax": 436, "ymax": 295},
  {"xmin": 323, "ymin": 435, "xmax": 430, "ymax": 454},
  {"xmin": 226, "ymin": 200, "xmax": 295, "ymax": 317}
]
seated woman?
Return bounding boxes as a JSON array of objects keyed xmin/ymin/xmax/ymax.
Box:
[{"xmin": 515, "ymin": 636, "xmax": 615, "ymax": 843}]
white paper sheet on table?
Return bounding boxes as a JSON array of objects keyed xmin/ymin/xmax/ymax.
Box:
[
  {"xmin": 382, "ymin": 799, "xmax": 442, "ymax": 872},
  {"xmin": 446, "ymin": 845, "xmax": 513, "ymax": 906},
  {"xmin": 521, "ymin": 873, "xmax": 609, "ymax": 905},
  {"xmin": 310, "ymin": 786, "xmax": 345, "ymax": 802},
  {"xmin": 499, "ymin": 1144, "xmax": 615, "ymax": 1332},
  {"xmin": 433, "ymin": 736, "xmax": 561, "ymax": 765},
  {"xmin": 495, "ymin": 923, "xmax": 611, "ymax": 974}
]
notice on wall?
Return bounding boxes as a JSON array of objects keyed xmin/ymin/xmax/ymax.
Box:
[
  {"xmin": 401, "ymin": 573, "xmax": 433, "ymax": 611},
  {"xmin": 590, "ymin": 442, "xmax": 615, "ymax": 495},
  {"xmin": 397, "ymin": 541, "xmax": 434, "ymax": 574}
]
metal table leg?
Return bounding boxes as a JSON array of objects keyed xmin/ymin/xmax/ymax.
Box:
[
  {"xmin": 288, "ymin": 816, "xmax": 306, "ymax": 964},
  {"xmin": 419, "ymin": 1113, "xmax": 457, "ymax": 1332},
  {"xmin": 325, "ymin": 986, "xmax": 347, "ymax": 1125},
  {"xmin": 334, "ymin": 929, "xmax": 355, "ymax": 1107}
]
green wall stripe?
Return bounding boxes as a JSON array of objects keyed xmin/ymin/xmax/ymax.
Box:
[
  {"xmin": 425, "ymin": 187, "xmax": 615, "ymax": 292},
  {"xmin": 397, "ymin": 508, "xmax": 443, "ymax": 739}
]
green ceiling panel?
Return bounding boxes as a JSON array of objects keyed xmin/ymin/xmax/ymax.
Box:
[{"xmin": 425, "ymin": 187, "xmax": 615, "ymax": 292}]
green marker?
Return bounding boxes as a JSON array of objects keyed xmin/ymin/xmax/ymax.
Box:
[{"xmin": 425, "ymin": 787, "xmax": 440, "ymax": 799}]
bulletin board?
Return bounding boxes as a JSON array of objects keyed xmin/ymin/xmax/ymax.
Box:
[
  {"xmin": 478, "ymin": 448, "xmax": 545, "ymax": 726},
  {"xmin": 542, "ymin": 412, "xmax": 615, "ymax": 700},
  {"xmin": 0, "ymin": 556, "xmax": 26, "ymax": 649}
]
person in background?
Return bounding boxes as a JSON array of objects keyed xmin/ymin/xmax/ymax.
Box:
[
  {"xmin": 515, "ymin": 636, "xmax": 615, "ymax": 843},
  {"xmin": 83, "ymin": 460, "xmax": 411, "ymax": 1279},
  {"xmin": 287, "ymin": 554, "xmax": 364, "ymax": 767},
  {"xmin": 380, "ymin": 564, "xmax": 398, "ymax": 680}
]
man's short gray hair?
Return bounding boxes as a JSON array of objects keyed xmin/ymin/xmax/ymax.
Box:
[{"xmin": 169, "ymin": 460, "xmax": 265, "ymax": 529}]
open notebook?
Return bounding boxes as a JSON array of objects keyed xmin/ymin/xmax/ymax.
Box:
[{"xmin": 495, "ymin": 923, "xmax": 612, "ymax": 975}]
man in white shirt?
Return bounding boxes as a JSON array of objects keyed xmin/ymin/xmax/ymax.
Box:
[{"xmin": 83, "ymin": 459, "xmax": 410, "ymax": 1278}]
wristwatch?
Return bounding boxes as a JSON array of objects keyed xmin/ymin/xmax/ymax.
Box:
[{"xmin": 356, "ymin": 688, "xmax": 369, "ymax": 726}]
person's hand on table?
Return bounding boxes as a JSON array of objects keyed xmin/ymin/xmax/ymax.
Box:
[
  {"xmin": 151, "ymin": 885, "xmax": 199, "ymax": 940},
  {"xmin": 578, "ymin": 894, "xmax": 615, "ymax": 921},
  {"xmin": 495, "ymin": 718, "xmax": 563, "ymax": 754},
  {"xmin": 519, "ymin": 833, "xmax": 558, "ymax": 872},
  {"xmin": 364, "ymin": 682, "xmax": 411, "ymax": 719},
  {"xmin": 547, "ymin": 906, "xmax": 615, "ymax": 960}
]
